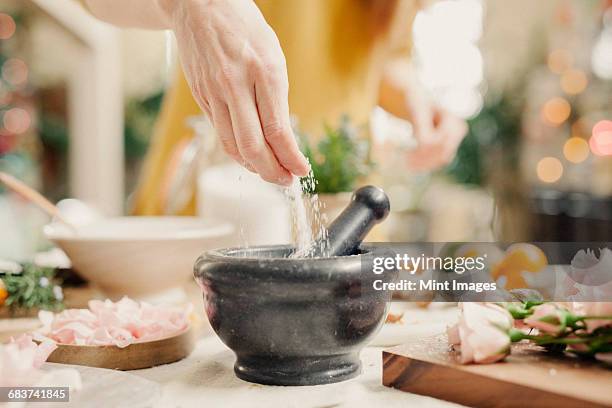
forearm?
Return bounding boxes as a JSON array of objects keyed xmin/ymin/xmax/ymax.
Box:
[
  {"xmin": 378, "ymin": 58, "xmax": 414, "ymax": 121},
  {"xmin": 83, "ymin": 0, "xmax": 174, "ymax": 29},
  {"xmin": 86, "ymin": 0, "xmax": 309, "ymax": 184}
]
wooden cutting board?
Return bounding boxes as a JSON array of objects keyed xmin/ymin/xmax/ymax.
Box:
[{"xmin": 383, "ymin": 334, "xmax": 612, "ymax": 408}]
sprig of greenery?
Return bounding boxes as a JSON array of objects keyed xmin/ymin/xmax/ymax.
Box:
[
  {"xmin": 1, "ymin": 264, "xmax": 64, "ymax": 312},
  {"xmin": 299, "ymin": 116, "xmax": 374, "ymax": 194}
]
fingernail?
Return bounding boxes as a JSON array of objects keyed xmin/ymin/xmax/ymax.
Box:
[
  {"xmin": 295, "ymin": 169, "xmax": 309, "ymax": 178},
  {"xmin": 298, "ymin": 155, "xmax": 311, "ymax": 176}
]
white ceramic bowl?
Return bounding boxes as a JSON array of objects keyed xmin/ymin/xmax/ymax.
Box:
[{"xmin": 44, "ymin": 217, "xmax": 233, "ymax": 298}]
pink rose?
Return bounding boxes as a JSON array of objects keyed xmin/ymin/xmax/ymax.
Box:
[
  {"xmin": 595, "ymin": 352, "xmax": 612, "ymax": 364},
  {"xmin": 566, "ymin": 249, "xmax": 612, "ymax": 304},
  {"xmin": 570, "ymin": 302, "xmax": 612, "ymax": 332},
  {"xmin": 448, "ymin": 303, "xmax": 513, "ymax": 364},
  {"xmin": 523, "ymin": 303, "xmax": 568, "ymax": 335},
  {"xmin": 567, "ymin": 341, "xmax": 589, "ymax": 353}
]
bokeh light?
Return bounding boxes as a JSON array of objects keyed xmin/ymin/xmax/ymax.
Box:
[
  {"xmin": 536, "ymin": 157, "xmax": 563, "ymax": 183},
  {"xmin": 563, "ymin": 137, "xmax": 590, "ymax": 163},
  {"xmin": 547, "ymin": 49, "xmax": 572, "ymax": 74},
  {"xmin": 0, "ymin": 84, "xmax": 10, "ymax": 105},
  {"xmin": 541, "ymin": 97, "xmax": 571, "ymax": 126},
  {"xmin": 412, "ymin": 0, "xmax": 483, "ymax": 118},
  {"xmin": 571, "ymin": 118, "xmax": 587, "ymax": 137},
  {"xmin": 1, "ymin": 58, "xmax": 28, "ymax": 87},
  {"xmin": 592, "ymin": 24, "xmax": 612, "ymax": 80},
  {"xmin": 590, "ymin": 120, "xmax": 612, "ymax": 156},
  {"xmin": 3, "ymin": 107, "xmax": 31, "ymax": 134},
  {"xmin": 0, "ymin": 134, "xmax": 17, "ymax": 154},
  {"xmin": 560, "ymin": 69, "xmax": 587, "ymax": 95},
  {"xmin": 0, "ymin": 13, "xmax": 16, "ymax": 40}
]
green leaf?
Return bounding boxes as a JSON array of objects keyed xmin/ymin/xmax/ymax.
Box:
[{"xmin": 299, "ymin": 117, "xmax": 374, "ymax": 194}]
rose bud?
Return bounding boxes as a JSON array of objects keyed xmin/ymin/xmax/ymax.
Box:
[
  {"xmin": 448, "ymin": 303, "xmax": 513, "ymax": 364},
  {"xmin": 524, "ymin": 303, "xmax": 570, "ymax": 335}
]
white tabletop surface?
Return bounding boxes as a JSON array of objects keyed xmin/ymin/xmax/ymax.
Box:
[{"xmin": 127, "ymin": 304, "xmax": 464, "ymax": 408}]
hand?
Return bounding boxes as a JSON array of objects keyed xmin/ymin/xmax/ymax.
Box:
[
  {"xmin": 167, "ymin": 0, "xmax": 309, "ymax": 185},
  {"xmin": 402, "ymin": 71, "xmax": 467, "ymax": 171},
  {"xmin": 379, "ymin": 60, "xmax": 467, "ymax": 171},
  {"xmin": 406, "ymin": 105, "xmax": 468, "ymax": 171}
]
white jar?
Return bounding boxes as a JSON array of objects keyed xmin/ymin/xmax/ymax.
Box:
[{"xmin": 198, "ymin": 163, "xmax": 292, "ymax": 247}]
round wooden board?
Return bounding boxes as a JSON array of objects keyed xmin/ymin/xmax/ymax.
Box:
[{"xmin": 45, "ymin": 327, "xmax": 195, "ymax": 370}]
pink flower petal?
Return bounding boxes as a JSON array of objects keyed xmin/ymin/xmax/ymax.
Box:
[
  {"xmin": 447, "ymin": 323, "xmax": 460, "ymax": 345},
  {"xmin": 451, "ymin": 303, "xmax": 512, "ymax": 364},
  {"xmin": 36, "ymin": 297, "xmax": 190, "ymax": 347}
]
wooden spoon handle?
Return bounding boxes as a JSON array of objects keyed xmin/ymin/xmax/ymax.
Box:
[{"xmin": 0, "ymin": 171, "xmax": 73, "ymax": 227}]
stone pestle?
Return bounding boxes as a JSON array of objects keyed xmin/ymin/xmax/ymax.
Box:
[{"xmin": 305, "ymin": 185, "xmax": 390, "ymax": 258}]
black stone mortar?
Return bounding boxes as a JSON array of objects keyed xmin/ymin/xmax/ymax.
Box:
[
  {"xmin": 193, "ymin": 186, "xmax": 396, "ymax": 386},
  {"xmin": 194, "ymin": 244, "xmax": 397, "ymax": 386}
]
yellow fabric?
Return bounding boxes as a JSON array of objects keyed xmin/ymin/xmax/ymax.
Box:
[
  {"xmin": 131, "ymin": 0, "xmax": 418, "ymax": 215},
  {"xmin": 131, "ymin": 70, "xmax": 201, "ymax": 215}
]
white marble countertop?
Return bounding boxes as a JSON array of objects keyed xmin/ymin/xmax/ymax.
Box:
[
  {"xmin": 8, "ymin": 303, "xmax": 463, "ymax": 408},
  {"xmin": 128, "ymin": 304, "xmax": 463, "ymax": 408}
]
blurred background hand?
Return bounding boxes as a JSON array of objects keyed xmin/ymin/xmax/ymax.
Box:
[
  {"xmin": 405, "ymin": 106, "xmax": 468, "ymax": 172},
  {"xmin": 379, "ymin": 59, "xmax": 467, "ymax": 172}
]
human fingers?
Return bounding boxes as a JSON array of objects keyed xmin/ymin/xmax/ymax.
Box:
[
  {"xmin": 208, "ymin": 98, "xmax": 255, "ymax": 172},
  {"xmin": 253, "ymin": 64, "xmax": 309, "ymax": 177},
  {"xmin": 224, "ymin": 81, "xmax": 292, "ymax": 185}
]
